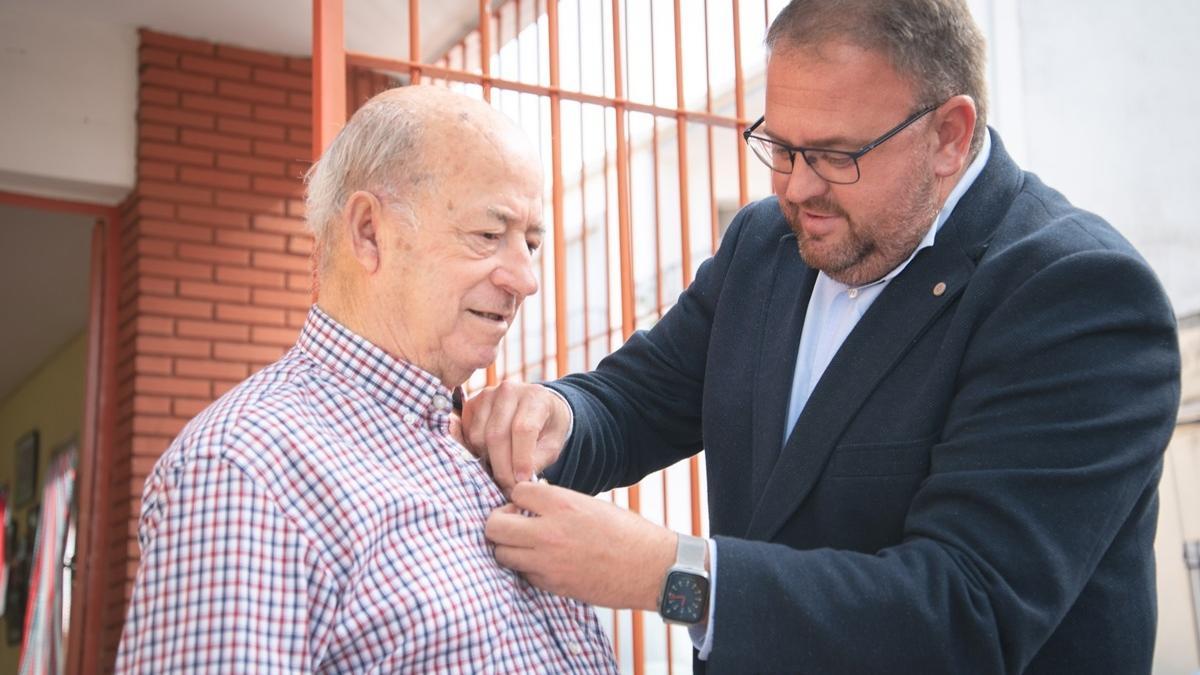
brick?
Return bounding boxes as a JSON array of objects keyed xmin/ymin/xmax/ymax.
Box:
[
  {"xmin": 180, "ymin": 128, "xmax": 252, "ymax": 154},
  {"xmin": 286, "ymin": 271, "xmax": 311, "ymax": 291},
  {"xmin": 133, "ymin": 434, "xmax": 173, "ymax": 455},
  {"xmin": 137, "ymin": 276, "xmax": 176, "ymax": 296},
  {"xmin": 139, "ymin": 46, "xmax": 180, "ymax": 68},
  {"xmin": 138, "ymin": 160, "xmax": 177, "ymax": 181},
  {"xmin": 141, "ymin": 67, "xmax": 216, "ymax": 94},
  {"xmin": 214, "ymin": 341, "xmax": 286, "ymax": 362},
  {"xmin": 216, "ymin": 44, "xmax": 287, "ymax": 69},
  {"xmin": 141, "ymin": 85, "xmax": 180, "ymax": 107},
  {"xmin": 215, "ymin": 228, "xmax": 286, "ymax": 251},
  {"xmin": 217, "ymin": 116, "xmax": 286, "ymax": 141},
  {"xmin": 139, "ymin": 141, "xmax": 214, "ymax": 167},
  {"xmin": 253, "ymin": 140, "xmax": 310, "ymax": 161},
  {"xmin": 251, "ymin": 250, "xmax": 310, "ymax": 272},
  {"xmin": 178, "ymin": 243, "xmax": 251, "ymax": 265},
  {"xmin": 177, "ymin": 319, "xmax": 250, "ymax": 341},
  {"xmin": 139, "ymin": 181, "xmax": 213, "ymax": 206},
  {"xmin": 216, "ymin": 303, "xmax": 286, "ymax": 326},
  {"xmin": 286, "ymin": 160, "xmax": 310, "ymax": 178},
  {"xmin": 286, "ymin": 310, "xmax": 308, "ymax": 328},
  {"xmin": 138, "ymin": 219, "xmax": 213, "ymax": 244},
  {"xmin": 216, "ymin": 265, "xmax": 286, "ymax": 288},
  {"xmin": 252, "ymin": 175, "xmax": 303, "ymax": 198},
  {"xmin": 286, "ymin": 199, "xmax": 308, "ymax": 219},
  {"xmin": 138, "ymin": 122, "xmax": 177, "ymax": 143},
  {"xmin": 135, "ymin": 315, "xmax": 175, "ymax": 336},
  {"xmin": 179, "ymin": 280, "xmax": 251, "ymax": 303},
  {"xmin": 252, "ymin": 325, "xmax": 300, "ymax": 347},
  {"xmin": 181, "ymin": 93, "xmax": 252, "ymax": 118},
  {"xmin": 254, "ymin": 104, "xmax": 309, "ymax": 127},
  {"xmin": 288, "ymin": 90, "xmax": 312, "ymax": 109},
  {"xmin": 213, "ymin": 379, "xmax": 243, "ymax": 397},
  {"xmin": 139, "ymin": 104, "xmax": 214, "ymax": 130},
  {"xmin": 133, "ymin": 356, "xmax": 172, "ymax": 375},
  {"xmin": 288, "ymin": 235, "xmax": 314, "ymax": 255},
  {"xmin": 174, "ymin": 397, "xmax": 213, "ymax": 417},
  {"xmin": 286, "ymin": 58, "xmax": 312, "ymax": 76},
  {"xmin": 218, "ymin": 80, "xmax": 287, "ymax": 105},
  {"xmin": 136, "ymin": 199, "xmax": 176, "ymax": 219},
  {"xmin": 180, "ymin": 54, "xmax": 252, "ymax": 81},
  {"xmin": 175, "ymin": 358, "xmax": 248, "ymax": 380},
  {"xmin": 136, "ymin": 237, "xmax": 176, "ymax": 258},
  {"xmin": 180, "ymin": 166, "xmax": 251, "ymax": 191},
  {"xmin": 140, "ymin": 30, "xmax": 214, "ymax": 56},
  {"xmin": 217, "ymin": 152, "xmax": 286, "ymax": 177},
  {"xmin": 137, "ymin": 295, "xmax": 213, "ymax": 319},
  {"xmin": 137, "ymin": 256, "xmax": 212, "ymax": 281},
  {"xmin": 133, "ymin": 416, "xmax": 190, "ymax": 437},
  {"xmin": 133, "ymin": 395, "xmax": 172, "ymax": 414},
  {"xmin": 215, "ymin": 191, "xmax": 287, "ymax": 214},
  {"xmin": 253, "ymin": 67, "xmax": 309, "ymax": 92},
  {"xmin": 253, "ymin": 214, "xmax": 307, "ymax": 235},
  {"xmin": 136, "ymin": 335, "xmax": 211, "ymax": 358},
  {"xmin": 251, "ymin": 287, "xmax": 309, "ymax": 309},
  {"xmin": 177, "ymin": 205, "xmax": 250, "ymax": 229},
  {"xmin": 287, "ymin": 126, "xmax": 312, "ymax": 145}
]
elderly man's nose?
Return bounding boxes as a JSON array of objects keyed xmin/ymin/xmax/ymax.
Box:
[{"xmin": 494, "ymin": 244, "xmax": 538, "ymax": 298}]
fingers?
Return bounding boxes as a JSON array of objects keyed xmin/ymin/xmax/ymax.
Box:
[
  {"xmin": 509, "ymin": 481, "xmax": 570, "ymax": 515},
  {"xmin": 485, "ymin": 503, "xmax": 534, "ymax": 547},
  {"xmin": 509, "ymin": 394, "xmax": 554, "ymax": 483}
]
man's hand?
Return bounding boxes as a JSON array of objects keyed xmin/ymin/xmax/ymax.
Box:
[
  {"xmin": 460, "ymin": 382, "xmax": 572, "ymax": 495},
  {"xmin": 485, "ymin": 482, "xmax": 677, "ymax": 611}
]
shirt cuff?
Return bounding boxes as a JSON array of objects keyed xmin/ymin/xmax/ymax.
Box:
[
  {"xmin": 687, "ymin": 538, "xmax": 717, "ymax": 660},
  {"xmin": 540, "ymin": 385, "xmax": 575, "ymax": 443}
]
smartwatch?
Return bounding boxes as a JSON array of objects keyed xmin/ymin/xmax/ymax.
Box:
[{"xmin": 658, "ymin": 534, "xmax": 710, "ymax": 625}]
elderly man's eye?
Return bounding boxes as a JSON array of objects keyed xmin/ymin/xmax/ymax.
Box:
[
  {"xmin": 478, "ymin": 232, "xmax": 502, "ymax": 241},
  {"xmin": 527, "ymin": 240, "xmax": 542, "ymax": 253}
]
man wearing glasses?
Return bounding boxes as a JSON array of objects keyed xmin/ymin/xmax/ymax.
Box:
[{"xmin": 465, "ymin": 0, "xmax": 1180, "ymax": 672}]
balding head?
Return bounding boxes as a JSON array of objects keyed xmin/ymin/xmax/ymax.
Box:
[{"xmin": 305, "ymin": 86, "xmax": 540, "ymax": 266}]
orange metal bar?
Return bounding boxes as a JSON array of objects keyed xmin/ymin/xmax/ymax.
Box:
[
  {"xmin": 610, "ymin": 2, "xmax": 645, "ymax": 670},
  {"xmin": 648, "ymin": 5, "xmax": 665, "ymax": 318},
  {"xmin": 673, "ymin": 0, "xmax": 693, "ymax": 295},
  {"xmin": 548, "ymin": 0, "xmax": 568, "ymax": 378},
  {"xmin": 346, "ymin": 53, "xmax": 742, "ymax": 128},
  {"xmin": 313, "ymin": 0, "xmax": 347, "ymax": 158},
  {"xmin": 732, "ymin": 0, "xmax": 750, "ymax": 206},
  {"xmin": 482, "ymin": 2, "xmax": 498, "ymax": 387},
  {"xmin": 409, "ymin": 0, "xmax": 422, "ymax": 84},
  {"xmin": 576, "ymin": 0, "xmax": 592, "ymax": 369}
]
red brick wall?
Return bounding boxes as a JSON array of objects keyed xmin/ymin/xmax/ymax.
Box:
[{"xmin": 100, "ymin": 29, "xmax": 396, "ymax": 672}]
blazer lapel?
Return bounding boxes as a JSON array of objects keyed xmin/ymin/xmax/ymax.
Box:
[
  {"xmin": 748, "ymin": 234, "xmax": 817, "ymax": 502},
  {"xmin": 743, "ymin": 237, "xmax": 976, "ymax": 541}
]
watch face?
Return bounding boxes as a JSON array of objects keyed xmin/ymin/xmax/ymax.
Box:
[{"xmin": 660, "ymin": 571, "xmax": 710, "ymax": 624}]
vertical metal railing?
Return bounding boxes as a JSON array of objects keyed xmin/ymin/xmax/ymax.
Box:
[{"xmin": 313, "ymin": 1, "xmax": 774, "ymax": 670}]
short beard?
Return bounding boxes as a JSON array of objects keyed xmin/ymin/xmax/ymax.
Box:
[{"xmin": 786, "ymin": 169, "xmax": 941, "ymax": 287}]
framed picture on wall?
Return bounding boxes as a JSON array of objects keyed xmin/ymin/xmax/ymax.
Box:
[{"xmin": 13, "ymin": 429, "xmax": 39, "ymax": 507}]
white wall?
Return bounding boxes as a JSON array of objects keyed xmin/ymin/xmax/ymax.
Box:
[
  {"xmin": 0, "ymin": 4, "xmax": 137, "ymax": 205},
  {"xmin": 1005, "ymin": 0, "xmax": 1200, "ymax": 318}
]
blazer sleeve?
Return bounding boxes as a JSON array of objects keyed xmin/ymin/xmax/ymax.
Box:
[
  {"xmin": 542, "ymin": 200, "xmax": 762, "ymax": 494},
  {"xmin": 708, "ymin": 244, "xmax": 1180, "ymax": 673}
]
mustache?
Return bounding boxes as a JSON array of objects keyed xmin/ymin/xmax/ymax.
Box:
[{"xmin": 796, "ymin": 195, "xmax": 847, "ymax": 218}]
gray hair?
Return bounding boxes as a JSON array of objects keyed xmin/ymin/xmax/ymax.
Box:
[
  {"xmin": 766, "ymin": 0, "xmax": 988, "ymax": 157},
  {"xmin": 304, "ymin": 90, "xmax": 425, "ymax": 263}
]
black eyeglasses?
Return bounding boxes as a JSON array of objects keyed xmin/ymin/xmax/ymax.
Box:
[{"xmin": 742, "ymin": 104, "xmax": 938, "ymax": 185}]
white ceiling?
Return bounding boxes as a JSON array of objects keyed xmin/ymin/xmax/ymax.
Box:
[
  {"xmin": 5, "ymin": 0, "xmax": 485, "ymax": 63},
  {"xmin": 0, "ymin": 0, "xmax": 488, "ymax": 401}
]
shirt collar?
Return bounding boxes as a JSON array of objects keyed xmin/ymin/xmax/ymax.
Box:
[
  {"xmin": 824, "ymin": 130, "xmax": 994, "ymax": 293},
  {"xmin": 297, "ymin": 305, "xmax": 456, "ymax": 420}
]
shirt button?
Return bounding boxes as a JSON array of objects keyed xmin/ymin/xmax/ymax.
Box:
[
  {"xmin": 567, "ymin": 641, "xmax": 583, "ymax": 656},
  {"xmin": 432, "ymin": 394, "xmax": 452, "ymax": 412},
  {"xmin": 847, "ymin": 288, "xmax": 859, "ymax": 299},
  {"xmin": 402, "ymin": 412, "xmax": 418, "ymax": 425}
]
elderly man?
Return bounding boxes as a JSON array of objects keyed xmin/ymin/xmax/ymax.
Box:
[
  {"xmin": 115, "ymin": 86, "xmax": 616, "ymax": 673},
  {"xmin": 464, "ymin": 0, "xmax": 1181, "ymax": 673}
]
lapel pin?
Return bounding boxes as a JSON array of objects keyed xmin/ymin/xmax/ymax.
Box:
[{"xmin": 932, "ymin": 281, "xmax": 947, "ymax": 296}]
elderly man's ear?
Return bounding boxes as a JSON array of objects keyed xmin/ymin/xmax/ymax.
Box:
[{"xmin": 342, "ymin": 190, "xmax": 395, "ymax": 274}]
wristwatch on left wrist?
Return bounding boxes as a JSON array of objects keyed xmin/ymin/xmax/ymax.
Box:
[{"xmin": 658, "ymin": 534, "xmax": 710, "ymax": 625}]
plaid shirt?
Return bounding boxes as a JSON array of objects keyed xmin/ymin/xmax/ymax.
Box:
[{"xmin": 115, "ymin": 306, "xmax": 616, "ymax": 674}]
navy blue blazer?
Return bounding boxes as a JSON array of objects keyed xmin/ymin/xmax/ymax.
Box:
[{"xmin": 545, "ymin": 131, "xmax": 1181, "ymax": 673}]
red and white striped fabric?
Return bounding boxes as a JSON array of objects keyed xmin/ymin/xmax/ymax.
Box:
[{"xmin": 115, "ymin": 306, "xmax": 616, "ymax": 674}]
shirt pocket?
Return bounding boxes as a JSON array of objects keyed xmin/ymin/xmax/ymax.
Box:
[{"xmin": 826, "ymin": 435, "xmax": 935, "ymax": 478}]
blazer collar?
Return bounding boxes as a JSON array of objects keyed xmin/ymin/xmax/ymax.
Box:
[{"xmin": 742, "ymin": 129, "xmax": 1025, "ymax": 541}]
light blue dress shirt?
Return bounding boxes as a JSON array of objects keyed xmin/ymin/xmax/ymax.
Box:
[{"xmin": 691, "ymin": 132, "xmax": 993, "ymax": 658}]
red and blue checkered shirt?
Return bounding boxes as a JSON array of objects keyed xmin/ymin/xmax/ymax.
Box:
[{"xmin": 115, "ymin": 306, "xmax": 617, "ymax": 673}]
